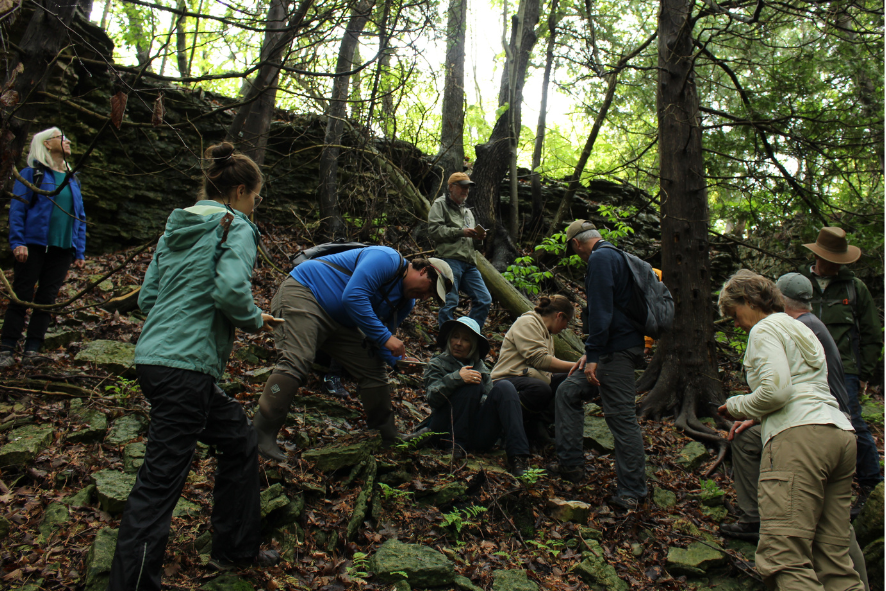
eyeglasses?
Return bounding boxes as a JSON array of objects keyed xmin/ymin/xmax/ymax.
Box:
[{"xmin": 48, "ymin": 134, "xmax": 69, "ymax": 142}]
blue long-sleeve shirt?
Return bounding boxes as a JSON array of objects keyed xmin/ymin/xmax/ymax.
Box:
[
  {"xmin": 290, "ymin": 246, "xmax": 413, "ymax": 366},
  {"xmin": 584, "ymin": 240, "xmax": 644, "ymax": 363}
]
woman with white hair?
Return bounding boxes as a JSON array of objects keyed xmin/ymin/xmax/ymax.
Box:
[{"xmin": 1, "ymin": 127, "xmax": 86, "ymax": 366}]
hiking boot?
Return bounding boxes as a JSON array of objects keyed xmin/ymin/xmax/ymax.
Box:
[
  {"xmin": 546, "ymin": 461, "xmax": 584, "ymax": 483},
  {"xmin": 720, "ymin": 520, "xmax": 760, "ymax": 541},
  {"xmin": 22, "ymin": 351, "xmax": 51, "ymax": 366},
  {"xmin": 608, "ymin": 494, "xmax": 645, "ymax": 511},
  {"xmin": 851, "ymin": 485, "xmax": 875, "ymax": 520},
  {"xmin": 0, "ymin": 350, "xmax": 15, "ymax": 368},
  {"xmin": 508, "ymin": 455, "xmax": 529, "ymax": 477},
  {"xmin": 209, "ymin": 549, "xmax": 280, "ymax": 572},
  {"xmin": 323, "ymin": 374, "xmax": 349, "ymax": 399}
]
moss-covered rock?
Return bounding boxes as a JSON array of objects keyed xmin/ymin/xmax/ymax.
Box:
[
  {"xmin": 302, "ymin": 440, "xmax": 380, "ymax": 472},
  {"xmin": 92, "ymin": 469, "xmax": 136, "ymax": 514},
  {"xmin": 666, "ymin": 541, "xmax": 726, "ymax": 576},
  {"xmin": 853, "ymin": 482, "xmax": 884, "ymax": 548},
  {"xmin": 572, "ymin": 539, "xmax": 628, "ymax": 590},
  {"xmin": 64, "ymin": 484, "xmax": 96, "ymax": 508},
  {"xmin": 370, "ymin": 539, "xmax": 456, "ymax": 586},
  {"xmin": 861, "ymin": 536, "xmax": 883, "ymax": 590},
  {"xmin": 260, "ymin": 484, "xmax": 291, "ymax": 519},
  {"xmin": 416, "ymin": 481, "xmax": 467, "ymax": 507},
  {"xmin": 492, "ymin": 569, "xmax": 539, "ymax": 591},
  {"xmin": 653, "ymin": 487, "xmax": 677, "ymax": 509},
  {"xmin": 675, "ymin": 441, "xmax": 709, "ymax": 471},
  {"xmin": 546, "ymin": 498, "xmax": 591, "ymax": 523},
  {"xmin": 66, "ymin": 399, "xmax": 108, "ymax": 444},
  {"xmin": 583, "ymin": 415, "xmax": 615, "ymax": 453},
  {"xmin": 38, "ymin": 502, "xmax": 70, "ymax": 539},
  {"xmin": 123, "ymin": 442, "xmax": 146, "ymax": 473},
  {"xmin": 0, "ymin": 424, "xmax": 54, "ymax": 467},
  {"xmin": 74, "ymin": 340, "xmax": 136, "ymax": 376},
  {"xmin": 43, "ymin": 329, "xmax": 83, "ymax": 350},
  {"xmin": 84, "ymin": 528, "xmax": 118, "ymax": 591},
  {"xmin": 105, "ymin": 414, "xmax": 148, "ymax": 445}
]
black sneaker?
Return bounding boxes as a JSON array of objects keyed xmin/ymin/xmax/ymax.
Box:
[
  {"xmin": 720, "ymin": 520, "xmax": 760, "ymax": 541},
  {"xmin": 508, "ymin": 455, "xmax": 529, "ymax": 477},
  {"xmin": 22, "ymin": 351, "xmax": 51, "ymax": 366},
  {"xmin": 608, "ymin": 494, "xmax": 644, "ymax": 511},
  {"xmin": 546, "ymin": 461, "xmax": 584, "ymax": 483},
  {"xmin": 209, "ymin": 549, "xmax": 281, "ymax": 572},
  {"xmin": 323, "ymin": 374, "xmax": 349, "ymax": 398}
]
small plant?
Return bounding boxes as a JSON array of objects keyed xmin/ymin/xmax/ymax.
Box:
[
  {"xmin": 378, "ymin": 482, "xmax": 414, "ymax": 501},
  {"xmin": 104, "ymin": 377, "xmax": 140, "ymax": 400},
  {"xmin": 502, "ymin": 256, "xmax": 553, "ymax": 295},
  {"xmin": 441, "ymin": 505, "xmax": 488, "ymax": 537},
  {"xmin": 517, "ymin": 467, "xmax": 546, "ymax": 485},
  {"xmin": 699, "ymin": 478, "xmax": 724, "ymax": 501},
  {"xmin": 347, "ymin": 551, "xmax": 370, "ymax": 582},
  {"xmin": 394, "ymin": 431, "xmax": 445, "ymax": 451},
  {"xmin": 527, "ymin": 533, "xmax": 565, "ymax": 558},
  {"xmin": 389, "ymin": 571, "xmax": 409, "ymax": 579}
]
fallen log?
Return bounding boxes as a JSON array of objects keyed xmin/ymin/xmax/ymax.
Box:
[{"xmin": 101, "ymin": 287, "xmax": 141, "ymax": 314}]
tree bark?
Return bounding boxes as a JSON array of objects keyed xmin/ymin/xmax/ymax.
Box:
[
  {"xmin": 436, "ymin": 0, "xmax": 467, "ymax": 193},
  {"xmin": 528, "ymin": 0, "xmax": 559, "ymax": 240},
  {"xmin": 470, "ymin": 0, "xmax": 540, "ymax": 270},
  {"xmin": 638, "ymin": 0, "xmax": 726, "ymax": 448},
  {"xmin": 317, "ymin": 0, "xmax": 374, "ymax": 240},
  {"xmin": 1, "ymin": 1, "xmax": 88, "ymax": 188},
  {"xmin": 175, "ymin": 0, "xmax": 189, "ymax": 77}
]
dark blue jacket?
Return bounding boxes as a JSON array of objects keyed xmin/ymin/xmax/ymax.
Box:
[
  {"xmin": 584, "ymin": 240, "xmax": 644, "ymax": 362},
  {"xmin": 8, "ymin": 166, "xmax": 86, "ymax": 259},
  {"xmin": 290, "ymin": 246, "xmax": 414, "ymax": 366}
]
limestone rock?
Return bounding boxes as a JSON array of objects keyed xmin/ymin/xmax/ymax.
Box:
[
  {"xmin": 578, "ymin": 525, "xmax": 603, "ymax": 541},
  {"xmin": 43, "ymin": 329, "xmax": 82, "ymax": 350},
  {"xmin": 260, "ymin": 484, "xmax": 291, "ymax": 519},
  {"xmin": 84, "ymin": 528, "xmax": 118, "ymax": 591},
  {"xmin": 454, "ymin": 574, "xmax": 484, "ymax": 591},
  {"xmin": 653, "ymin": 487, "xmax": 677, "ymax": 509},
  {"xmin": 571, "ymin": 539, "xmax": 628, "ymax": 591},
  {"xmin": 64, "ymin": 484, "xmax": 95, "ymax": 508},
  {"xmin": 862, "ymin": 537, "xmax": 883, "ymax": 590},
  {"xmin": 92, "ymin": 469, "xmax": 136, "ymax": 514},
  {"xmin": 583, "ymin": 416, "xmax": 615, "ymax": 453},
  {"xmin": 701, "ymin": 505, "xmax": 728, "ymax": 522},
  {"xmin": 417, "ymin": 481, "xmax": 467, "ymax": 507},
  {"xmin": 666, "ymin": 541, "xmax": 726, "ymax": 576},
  {"xmin": 853, "ymin": 482, "xmax": 884, "ymax": 548},
  {"xmin": 66, "ymin": 399, "xmax": 108, "ymax": 444},
  {"xmin": 173, "ymin": 498, "xmax": 200, "ymax": 518},
  {"xmin": 302, "ymin": 440, "xmax": 380, "ymax": 472},
  {"xmin": 123, "ymin": 442, "xmax": 146, "ymax": 473},
  {"xmin": 291, "ymin": 394, "xmax": 361, "ymax": 419},
  {"xmin": 370, "ymin": 539, "xmax": 456, "ymax": 586},
  {"xmin": 492, "ymin": 569, "xmax": 539, "ymax": 591},
  {"xmin": 38, "ymin": 502, "xmax": 70, "ymax": 539},
  {"xmin": 105, "ymin": 414, "xmax": 148, "ymax": 445},
  {"xmin": 200, "ymin": 575, "xmax": 256, "ymax": 591},
  {"xmin": 546, "ymin": 498, "xmax": 591, "ymax": 523},
  {"xmin": 675, "ymin": 441, "xmax": 709, "ymax": 471},
  {"xmin": 244, "ymin": 367, "xmax": 273, "ymax": 384},
  {"xmin": 74, "ymin": 340, "xmax": 136, "ymax": 376},
  {"xmin": 0, "ymin": 424, "xmax": 54, "ymax": 467}
]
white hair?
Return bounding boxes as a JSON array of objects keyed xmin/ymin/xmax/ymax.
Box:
[
  {"xmin": 783, "ymin": 296, "xmax": 812, "ymax": 313},
  {"xmin": 26, "ymin": 127, "xmax": 69, "ymax": 170},
  {"xmin": 574, "ymin": 229, "xmax": 602, "ymax": 243}
]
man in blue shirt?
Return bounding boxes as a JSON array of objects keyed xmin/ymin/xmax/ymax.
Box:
[
  {"xmin": 253, "ymin": 246, "xmax": 454, "ymax": 461},
  {"xmin": 566, "ymin": 220, "xmax": 647, "ymax": 509}
]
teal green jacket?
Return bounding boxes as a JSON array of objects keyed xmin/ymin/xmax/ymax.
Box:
[
  {"xmin": 427, "ymin": 195, "xmax": 477, "ymax": 264},
  {"xmin": 135, "ymin": 201, "xmax": 265, "ymax": 379},
  {"xmin": 798, "ymin": 265, "xmax": 883, "ymax": 381}
]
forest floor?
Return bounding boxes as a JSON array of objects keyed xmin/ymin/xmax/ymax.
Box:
[{"xmin": 0, "ymin": 222, "xmax": 882, "ymax": 591}]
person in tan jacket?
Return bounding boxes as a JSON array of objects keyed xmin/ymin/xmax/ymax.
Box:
[{"xmin": 491, "ymin": 295, "xmax": 597, "ymax": 481}]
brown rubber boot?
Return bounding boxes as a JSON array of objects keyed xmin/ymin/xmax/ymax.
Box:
[
  {"xmin": 254, "ymin": 373, "xmax": 300, "ymax": 461},
  {"xmin": 359, "ymin": 385, "xmax": 401, "ymax": 443}
]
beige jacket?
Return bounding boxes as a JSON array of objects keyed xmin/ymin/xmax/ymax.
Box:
[
  {"xmin": 491, "ymin": 311, "xmax": 556, "ymax": 384},
  {"xmin": 726, "ymin": 313, "xmax": 853, "ymax": 444}
]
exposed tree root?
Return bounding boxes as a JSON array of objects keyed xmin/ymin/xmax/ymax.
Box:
[
  {"xmin": 638, "ymin": 356, "xmax": 679, "ymax": 420},
  {"xmin": 636, "ymin": 347, "xmax": 664, "ymax": 393}
]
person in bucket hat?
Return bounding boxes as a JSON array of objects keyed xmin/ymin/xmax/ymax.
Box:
[
  {"xmin": 427, "ymin": 172, "xmax": 493, "ymax": 329},
  {"xmin": 797, "ymin": 227, "xmax": 883, "ymax": 511},
  {"xmin": 253, "ymin": 247, "xmax": 454, "ymax": 461},
  {"xmin": 422, "ymin": 316, "xmax": 530, "ymax": 476}
]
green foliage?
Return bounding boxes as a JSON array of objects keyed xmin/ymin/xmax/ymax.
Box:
[
  {"xmin": 502, "ymin": 256, "xmax": 552, "ymax": 294},
  {"xmin": 527, "ymin": 531, "xmax": 565, "ymax": 558},
  {"xmin": 347, "ymin": 551, "xmax": 370, "ymax": 581},
  {"xmin": 699, "ymin": 478, "xmax": 724, "ymax": 501},
  {"xmin": 595, "ymin": 204, "xmax": 637, "ymax": 246},
  {"xmin": 441, "ymin": 505, "xmax": 487, "ymax": 537},
  {"xmin": 517, "ymin": 467, "xmax": 546, "ymax": 485},
  {"xmin": 378, "ymin": 482, "xmax": 414, "ymax": 501},
  {"xmin": 859, "ymin": 393, "xmax": 884, "ymax": 427},
  {"xmin": 394, "ymin": 431, "xmax": 445, "ymax": 452},
  {"xmin": 104, "ymin": 377, "xmax": 140, "ymax": 400}
]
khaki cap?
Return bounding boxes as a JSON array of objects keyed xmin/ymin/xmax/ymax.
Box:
[
  {"xmin": 428, "ymin": 257, "xmax": 455, "ymax": 303},
  {"xmin": 803, "ymin": 227, "xmax": 861, "ymax": 265},
  {"xmin": 564, "ymin": 220, "xmax": 598, "ymax": 254},
  {"xmin": 448, "ymin": 172, "xmax": 475, "ymax": 186}
]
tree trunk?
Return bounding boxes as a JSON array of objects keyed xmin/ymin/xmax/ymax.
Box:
[
  {"xmin": 121, "ymin": 3, "xmax": 154, "ymax": 71},
  {"xmin": 364, "ymin": 0, "xmax": 393, "ymax": 131},
  {"xmin": 175, "ymin": 0, "xmax": 189, "ymax": 77},
  {"xmin": 1, "ymin": 0, "xmax": 88, "ymax": 188},
  {"xmin": 317, "ymin": 0, "xmax": 374, "ymax": 240},
  {"xmin": 436, "ymin": 0, "xmax": 467, "ymax": 193},
  {"xmin": 638, "ymin": 0, "xmax": 725, "ymax": 450},
  {"xmin": 528, "ymin": 0, "xmax": 559, "ymax": 240},
  {"xmin": 470, "ymin": 0, "xmax": 540, "ymax": 270},
  {"xmin": 547, "ymin": 32, "xmax": 656, "ymax": 235}
]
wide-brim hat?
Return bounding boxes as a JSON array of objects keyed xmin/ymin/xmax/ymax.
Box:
[
  {"xmin": 428, "ymin": 257, "xmax": 455, "ymax": 303},
  {"xmin": 776, "ymin": 272, "xmax": 813, "ymax": 302},
  {"xmin": 564, "ymin": 219, "xmax": 597, "ymax": 254},
  {"xmin": 437, "ymin": 317, "xmax": 490, "ymax": 359},
  {"xmin": 803, "ymin": 227, "xmax": 861, "ymax": 265},
  {"xmin": 447, "ymin": 172, "xmax": 475, "ymax": 186}
]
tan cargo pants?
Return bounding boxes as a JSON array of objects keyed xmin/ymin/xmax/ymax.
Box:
[
  {"xmin": 756, "ymin": 424, "xmax": 864, "ymax": 591},
  {"xmin": 270, "ymin": 277, "xmax": 389, "ymax": 389}
]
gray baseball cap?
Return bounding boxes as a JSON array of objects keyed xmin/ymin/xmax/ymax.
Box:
[{"xmin": 776, "ymin": 272, "xmax": 813, "ymax": 301}]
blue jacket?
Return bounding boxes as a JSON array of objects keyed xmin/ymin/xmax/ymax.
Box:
[
  {"xmin": 584, "ymin": 240, "xmax": 644, "ymax": 362},
  {"xmin": 290, "ymin": 246, "xmax": 413, "ymax": 366},
  {"xmin": 8, "ymin": 166, "xmax": 86, "ymax": 259}
]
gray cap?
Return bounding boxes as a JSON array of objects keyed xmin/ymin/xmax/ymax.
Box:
[{"xmin": 776, "ymin": 272, "xmax": 813, "ymax": 302}]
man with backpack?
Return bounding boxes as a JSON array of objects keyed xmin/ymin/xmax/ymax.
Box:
[
  {"xmin": 798, "ymin": 227, "xmax": 883, "ymax": 513},
  {"xmin": 566, "ymin": 220, "xmax": 650, "ymax": 510},
  {"xmin": 253, "ymin": 245, "xmax": 454, "ymax": 461}
]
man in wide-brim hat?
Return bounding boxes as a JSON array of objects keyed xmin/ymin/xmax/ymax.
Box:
[{"xmin": 798, "ymin": 226, "xmax": 883, "ymax": 514}]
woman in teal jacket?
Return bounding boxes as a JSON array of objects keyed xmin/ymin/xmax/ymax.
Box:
[{"xmin": 108, "ymin": 143, "xmax": 278, "ymax": 591}]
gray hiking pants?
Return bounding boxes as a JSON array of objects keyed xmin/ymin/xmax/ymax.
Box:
[{"xmin": 554, "ymin": 373, "xmax": 596, "ymax": 467}]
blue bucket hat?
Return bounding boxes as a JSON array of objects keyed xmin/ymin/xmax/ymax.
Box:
[{"xmin": 437, "ymin": 317, "xmax": 490, "ymax": 358}]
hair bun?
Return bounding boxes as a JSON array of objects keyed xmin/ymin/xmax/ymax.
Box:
[
  {"xmin": 205, "ymin": 142, "xmax": 236, "ymax": 164},
  {"xmin": 537, "ymin": 296, "xmax": 552, "ymax": 307}
]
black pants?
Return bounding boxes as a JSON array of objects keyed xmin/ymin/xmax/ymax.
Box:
[
  {"xmin": 1, "ymin": 246, "xmax": 73, "ymax": 351},
  {"xmin": 429, "ymin": 380, "xmax": 529, "ymax": 457},
  {"xmin": 498, "ymin": 374, "xmax": 569, "ymax": 425},
  {"xmin": 108, "ymin": 365, "xmax": 261, "ymax": 591}
]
